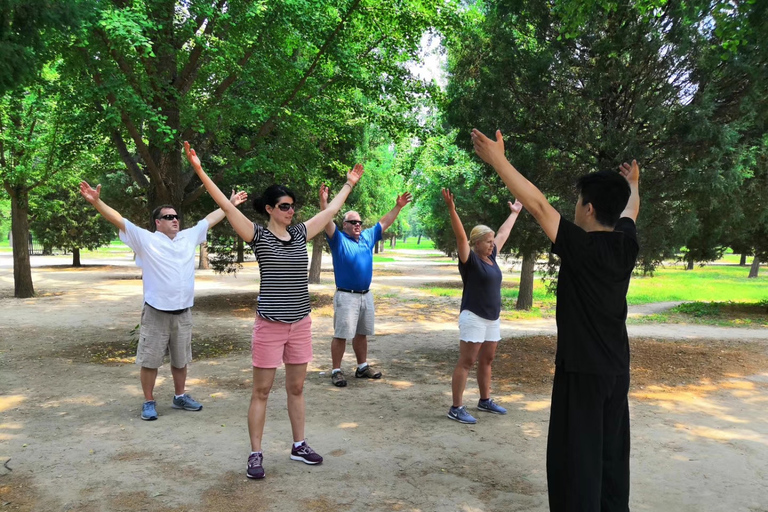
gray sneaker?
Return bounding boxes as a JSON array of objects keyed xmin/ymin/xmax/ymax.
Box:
[
  {"xmin": 172, "ymin": 393, "xmax": 202, "ymax": 411},
  {"xmin": 141, "ymin": 400, "xmax": 158, "ymax": 421},
  {"xmin": 331, "ymin": 370, "xmax": 347, "ymax": 387},
  {"xmin": 246, "ymin": 452, "xmax": 265, "ymax": 479},
  {"xmin": 447, "ymin": 405, "xmax": 477, "ymax": 424},
  {"xmin": 477, "ymin": 398, "xmax": 507, "ymax": 415}
]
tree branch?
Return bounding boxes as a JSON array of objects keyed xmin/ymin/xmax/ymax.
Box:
[
  {"xmin": 110, "ymin": 129, "xmax": 150, "ymax": 188},
  {"xmin": 174, "ymin": 0, "xmax": 226, "ymax": 95},
  {"xmin": 78, "ymin": 46, "xmax": 165, "ymax": 195},
  {"xmin": 245, "ymin": 0, "xmax": 363, "ymax": 152}
]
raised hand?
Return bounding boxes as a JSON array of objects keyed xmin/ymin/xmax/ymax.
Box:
[
  {"xmin": 183, "ymin": 141, "xmax": 202, "ymax": 170},
  {"xmin": 396, "ymin": 192, "xmax": 413, "ymax": 208},
  {"xmin": 230, "ymin": 190, "xmax": 248, "ymax": 207},
  {"xmin": 79, "ymin": 181, "xmax": 101, "ymax": 204},
  {"xmin": 319, "ymin": 184, "xmax": 329, "ymax": 208},
  {"xmin": 441, "ymin": 188, "xmax": 456, "ymax": 210},
  {"xmin": 619, "ymin": 160, "xmax": 639, "ymax": 185},
  {"xmin": 509, "ymin": 199, "xmax": 523, "ymax": 214},
  {"xmin": 346, "ymin": 163, "xmax": 364, "ymax": 187},
  {"xmin": 471, "ymin": 129, "xmax": 506, "ymax": 167}
]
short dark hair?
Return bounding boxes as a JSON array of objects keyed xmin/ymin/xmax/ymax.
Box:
[
  {"xmin": 150, "ymin": 204, "xmax": 176, "ymax": 231},
  {"xmin": 575, "ymin": 170, "xmax": 631, "ymax": 228},
  {"xmin": 253, "ymin": 184, "xmax": 296, "ymax": 216}
]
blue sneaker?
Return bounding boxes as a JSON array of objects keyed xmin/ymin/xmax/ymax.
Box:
[
  {"xmin": 447, "ymin": 405, "xmax": 477, "ymax": 424},
  {"xmin": 172, "ymin": 393, "xmax": 203, "ymax": 411},
  {"xmin": 141, "ymin": 400, "xmax": 158, "ymax": 421},
  {"xmin": 477, "ymin": 398, "xmax": 507, "ymax": 415}
]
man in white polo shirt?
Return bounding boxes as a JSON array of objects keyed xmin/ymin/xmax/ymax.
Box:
[{"xmin": 79, "ymin": 181, "xmax": 246, "ymax": 421}]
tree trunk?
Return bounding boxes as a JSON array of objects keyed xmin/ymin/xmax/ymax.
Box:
[
  {"xmin": 390, "ymin": 236, "xmax": 396, "ymax": 248},
  {"xmin": 72, "ymin": 248, "xmax": 81, "ymax": 267},
  {"xmin": 308, "ymin": 234, "xmax": 324, "ymax": 284},
  {"xmin": 236, "ymin": 238, "xmax": 245, "ymax": 263},
  {"xmin": 9, "ymin": 185, "xmax": 35, "ymax": 298},
  {"xmin": 516, "ymin": 250, "xmax": 536, "ymax": 310},
  {"xmin": 198, "ymin": 242, "xmax": 209, "ymax": 269},
  {"xmin": 686, "ymin": 257, "xmax": 694, "ymax": 270},
  {"xmin": 740, "ymin": 253, "xmax": 747, "ymax": 266},
  {"xmin": 374, "ymin": 242, "xmax": 379, "ymax": 254},
  {"xmin": 378, "ymin": 240, "xmax": 384, "ymax": 253},
  {"xmin": 748, "ymin": 256, "xmax": 760, "ymax": 278},
  {"xmin": 417, "ymin": 234, "xmax": 422, "ymax": 245}
]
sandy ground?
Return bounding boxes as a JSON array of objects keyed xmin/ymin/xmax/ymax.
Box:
[{"xmin": 1, "ymin": 251, "xmax": 768, "ymax": 512}]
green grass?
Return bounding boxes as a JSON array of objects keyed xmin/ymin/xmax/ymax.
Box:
[
  {"xmin": 392, "ymin": 238, "xmax": 436, "ymax": 250},
  {"xmin": 419, "ymin": 263, "xmax": 767, "ymax": 325},
  {"xmin": 629, "ymin": 300, "xmax": 768, "ymax": 328},
  {"xmin": 627, "ymin": 265, "xmax": 767, "ymax": 304},
  {"xmin": 373, "ymin": 256, "xmax": 396, "ymax": 263}
]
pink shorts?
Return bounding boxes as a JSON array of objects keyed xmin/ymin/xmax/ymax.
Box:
[{"xmin": 251, "ymin": 315, "xmax": 313, "ymax": 368}]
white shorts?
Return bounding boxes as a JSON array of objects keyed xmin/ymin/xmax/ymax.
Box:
[
  {"xmin": 333, "ymin": 290, "xmax": 375, "ymax": 339},
  {"xmin": 458, "ymin": 309, "xmax": 501, "ymax": 343}
]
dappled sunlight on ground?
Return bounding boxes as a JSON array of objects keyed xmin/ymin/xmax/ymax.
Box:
[
  {"xmin": 337, "ymin": 422, "xmax": 358, "ymax": 429},
  {"xmin": 520, "ymin": 400, "xmax": 551, "ymax": 412},
  {"xmin": 41, "ymin": 396, "xmax": 106, "ymax": 408},
  {"xmin": 0, "ymin": 395, "xmax": 25, "ymax": 413},
  {"xmin": 674, "ymin": 423, "xmax": 768, "ymax": 446},
  {"xmin": 386, "ymin": 380, "xmax": 414, "ymax": 390}
]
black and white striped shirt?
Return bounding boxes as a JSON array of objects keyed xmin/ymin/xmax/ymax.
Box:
[{"xmin": 248, "ymin": 223, "xmax": 311, "ymax": 323}]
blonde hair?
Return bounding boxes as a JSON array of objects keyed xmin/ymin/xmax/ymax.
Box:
[{"xmin": 469, "ymin": 225, "xmax": 493, "ymax": 247}]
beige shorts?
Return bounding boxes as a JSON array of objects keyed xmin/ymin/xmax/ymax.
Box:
[
  {"xmin": 136, "ymin": 304, "xmax": 193, "ymax": 369},
  {"xmin": 333, "ymin": 290, "xmax": 375, "ymax": 339}
]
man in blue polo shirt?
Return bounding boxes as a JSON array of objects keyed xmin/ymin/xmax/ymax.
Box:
[{"xmin": 320, "ymin": 189, "xmax": 412, "ymax": 387}]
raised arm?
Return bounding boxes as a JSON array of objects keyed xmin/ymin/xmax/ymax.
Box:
[
  {"xmin": 79, "ymin": 182, "xmax": 126, "ymax": 232},
  {"xmin": 379, "ymin": 192, "xmax": 412, "ymax": 232},
  {"xmin": 317, "ymin": 184, "xmax": 336, "ymax": 238},
  {"xmin": 619, "ymin": 160, "xmax": 640, "ymax": 222},
  {"xmin": 494, "ymin": 199, "xmax": 523, "ymax": 250},
  {"xmin": 204, "ymin": 190, "xmax": 249, "ymax": 229},
  {"xmin": 472, "ymin": 129, "xmax": 561, "ymax": 243},
  {"xmin": 442, "ymin": 188, "xmax": 470, "ymax": 264},
  {"xmin": 184, "ymin": 142, "xmax": 255, "ymax": 242},
  {"xmin": 304, "ymin": 164, "xmax": 364, "ymax": 239}
]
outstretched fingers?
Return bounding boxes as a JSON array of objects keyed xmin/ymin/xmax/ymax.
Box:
[
  {"xmin": 441, "ymin": 188, "xmax": 455, "ymax": 209},
  {"xmin": 347, "ymin": 163, "xmax": 364, "ymax": 185},
  {"xmin": 79, "ymin": 181, "xmax": 101, "ymax": 203}
]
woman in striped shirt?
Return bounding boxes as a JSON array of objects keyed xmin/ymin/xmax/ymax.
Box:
[{"xmin": 185, "ymin": 142, "xmax": 363, "ymax": 480}]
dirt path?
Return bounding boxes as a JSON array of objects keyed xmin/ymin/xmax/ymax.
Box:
[{"xmin": 1, "ymin": 253, "xmax": 767, "ymax": 512}]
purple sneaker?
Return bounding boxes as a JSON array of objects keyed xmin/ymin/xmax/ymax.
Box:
[
  {"xmin": 246, "ymin": 452, "xmax": 265, "ymax": 479},
  {"xmin": 290, "ymin": 441, "xmax": 323, "ymax": 465}
]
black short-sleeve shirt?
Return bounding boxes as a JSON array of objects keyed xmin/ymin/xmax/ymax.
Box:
[{"xmin": 552, "ymin": 217, "xmax": 639, "ymax": 374}]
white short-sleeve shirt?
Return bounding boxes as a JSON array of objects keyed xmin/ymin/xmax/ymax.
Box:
[{"xmin": 119, "ymin": 219, "xmax": 208, "ymax": 311}]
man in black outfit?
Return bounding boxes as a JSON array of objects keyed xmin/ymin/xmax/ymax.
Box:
[{"xmin": 471, "ymin": 128, "xmax": 640, "ymax": 512}]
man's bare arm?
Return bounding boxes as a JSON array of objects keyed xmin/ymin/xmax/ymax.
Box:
[
  {"xmin": 318, "ymin": 184, "xmax": 336, "ymax": 238},
  {"xmin": 379, "ymin": 192, "xmax": 412, "ymax": 232},
  {"xmin": 472, "ymin": 129, "xmax": 561, "ymax": 243},
  {"xmin": 79, "ymin": 181, "xmax": 126, "ymax": 232},
  {"xmin": 619, "ymin": 160, "xmax": 640, "ymax": 221},
  {"xmin": 204, "ymin": 190, "xmax": 248, "ymax": 229}
]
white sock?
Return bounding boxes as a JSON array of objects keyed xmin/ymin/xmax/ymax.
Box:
[
  {"xmin": 357, "ymin": 362, "xmax": 368, "ymax": 371},
  {"xmin": 293, "ymin": 440, "xmax": 304, "ymax": 448},
  {"xmin": 250, "ymin": 451, "xmax": 262, "ymax": 456},
  {"xmin": 332, "ymin": 368, "xmax": 341, "ymax": 374},
  {"xmin": 174, "ymin": 394, "xmax": 185, "ymax": 399}
]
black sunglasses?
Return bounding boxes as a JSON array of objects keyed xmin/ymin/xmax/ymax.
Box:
[
  {"xmin": 276, "ymin": 203, "xmax": 296, "ymax": 212},
  {"xmin": 344, "ymin": 220, "xmax": 362, "ymax": 226},
  {"xmin": 159, "ymin": 214, "xmax": 179, "ymax": 220}
]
